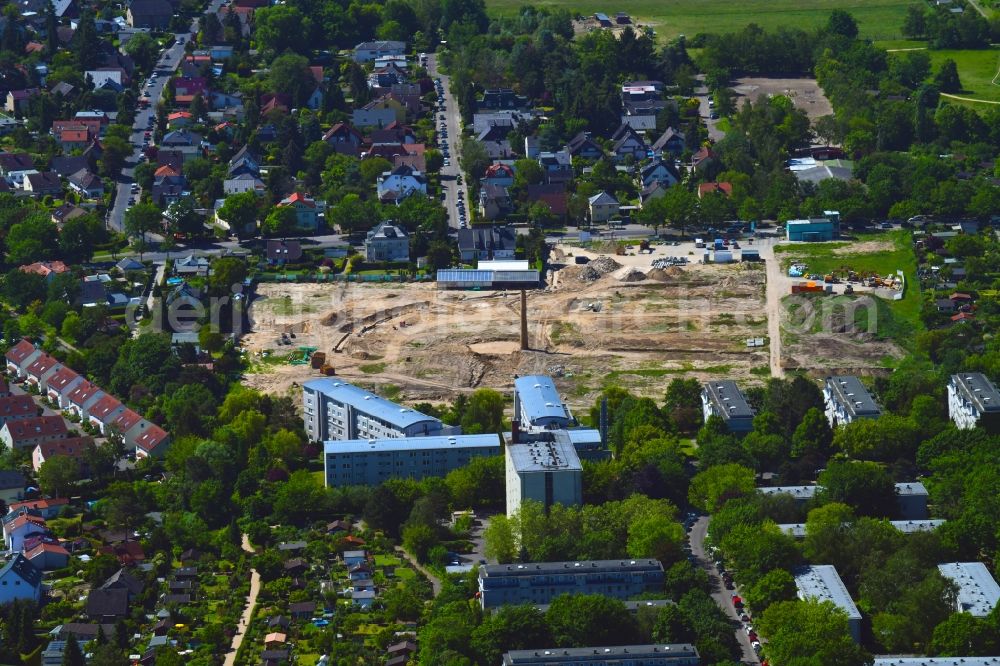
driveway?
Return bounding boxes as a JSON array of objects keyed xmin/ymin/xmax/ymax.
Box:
[
  {"xmin": 425, "ymin": 53, "xmax": 469, "ymax": 230},
  {"xmin": 757, "ymin": 238, "xmax": 786, "ymax": 378},
  {"xmin": 688, "ymin": 516, "xmax": 760, "ymax": 665}
]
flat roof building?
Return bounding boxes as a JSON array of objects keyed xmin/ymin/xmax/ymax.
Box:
[
  {"xmin": 514, "ymin": 375, "xmax": 573, "ymax": 431},
  {"xmin": 778, "ymin": 519, "xmax": 945, "ymax": 538},
  {"xmin": 437, "ymin": 260, "xmax": 540, "ymax": 290},
  {"xmin": 794, "ymin": 565, "xmax": 862, "ymax": 643},
  {"xmin": 532, "ymin": 599, "xmax": 675, "ymax": 614},
  {"xmin": 701, "ymin": 381, "xmax": 755, "ymax": 434},
  {"xmin": 505, "ymin": 430, "xmax": 582, "ymax": 516},
  {"xmin": 323, "ymin": 434, "xmax": 501, "ymax": 487},
  {"xmin": 823, "ymin": 376, "xmax": 881, "ymax": 427},
  {"xmin": 303, "ymin": 378, "xmax": 456, "ymax": 442},
  {"xmin": 760, "ymin": 482, "xmax": 928, "ymax": 519},
  {"xmin": 502, "ymin": 644, "xmax": 700, "ymax": 665},
  {"xmin": 786, "ymin": 217, "xmax": 839, "ymax": 242},
  {"xmin": 479, "ymin": 559, "xmax": 664, "ymax": 609},
  {"xmin": 938, "ymin": 562, "xmax": 1000, "ymax": 618},
  {"xmin": 948, "ymin": 373, "xmax": 1000, "ymax": 431}
]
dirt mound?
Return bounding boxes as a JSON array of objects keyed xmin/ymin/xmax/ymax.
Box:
[
  {"xmin": 590, "ymin": 256, "xmax": 622, "ymax": 274},
  {"xmin": 617, "ymin": 267, "xmax": 647, "ymax": 282}
]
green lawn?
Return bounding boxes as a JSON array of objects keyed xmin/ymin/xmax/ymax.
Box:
[
  {"xmin": 774, "ymin": 230, "xmax": 922, "ymax": 345},
  {"xmin": 929, "ymin": 48, "xmax": 1000, "ymax": 104},
  {"xmin": 485, "ymin": 0, "xmax": 921, "ymax": 41}
]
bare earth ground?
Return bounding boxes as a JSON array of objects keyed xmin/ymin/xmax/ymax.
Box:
[
  {"xmin": 242, "ymin": 246, "xmax": 769, "ymax": 411},
  {"xmin": 731, "ymin": 77, "xmax": 834, "ymax": 120}
]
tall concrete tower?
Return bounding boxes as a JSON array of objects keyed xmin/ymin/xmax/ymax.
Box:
[{"xmin": 520, "ymin": 290, "xmax": 529, "ymax": 350}]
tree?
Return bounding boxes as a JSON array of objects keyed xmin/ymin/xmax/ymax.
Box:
[
  {"xmin": 832, "ymin": 413, "xmax": 921, "ymax": 461},
  {"xmin": 60, "ymin": 213, "xmax": 106, "ymax": 263},
  {"xmin": 460, "ymin": 389, "xmax": 505, "ymax": 434},
  {"xmin": 217, "ymin": 192, "xmax": 259, "ymax": 237},
  {"xmin": 935, "ymin": 59, "xmax": 962, "ymax": 94},
  {"xmin": 62, "ymin": 634, "xmax": 85, "ymax": 666},
  {"xmin": 902, "ymin": 5, "xmax": 927, "ymax": 38},
  {"xmin": 626, "ymin": 511, "xmax": 684, "ymax": 564},
  {"xmin": 826, "ymin": 10, "xmax": 859, "ymax": 39},
  {"xmin": 744, "ymin": 568, "xmax": 797, "ymax": 614},
  {"xmin": 268, "ymin": 53, "xmax": 315, "ymax": 107},
  {"xmin": 38, "ymin": 455, "xmax": 80, "ymax": 497},
  {"xmin": 6, "ymin": 213, "xmax": 58, "ymax": 265},
  {"xmin": 254, "ymin": 5, "xmax": 310, "ymax": 55},
  {"xmin": 100, "ymin": 136, "xmax": 132, "ymax": 178},
  {"xmin": 929, "ymin": 612, "xmax": 999, "ymax": 656},
  {"xmin": 402, "ymin": 523, "xmax": 437, "ymax": 562},
  {"xmin": 652, "ymin": 604, "xmax": 696, "ymax": 643},
  {"xmin": 791, "ymin": 407, "xmax": 833, "ymax": 457},
  {"xmin": 163, "ymin": 383, "xmax": 217, "ymax": 436},
  {"xmin": 757, "ymin": 600, "xmax": 869, "ymax": 666},
  {"xmin": 459, "ymin": 137, "xmax": 490, "ymax": 181},
  {"xmin": 123, "ymin": 202, "xmax": 162, "ymax": 259},
  {"xmin": 546, "ymin": 594, "xmax": 638, "ymax": 647},
  {"xmin": 123, "ymin": 32, "xmax": 160, "ymax": 72},
  {"xmin": 471, "ymin": 606, "xmax": 552, "ymax": 666},
  {"xmin": 262, "ymin": 205, "xmax": 297, "ymax": 237},
  {"xmin": 688, "ymin": 464, "xmax": 756, "ymax": 512},
  {"xmin": 816, "ymin": 461, "xmax": 896, "ymax": 518},
  {"xmin": 102, "ymin": 482, "xmax": 145, "ymax": 536},
  {"xmin": 661, "ymin": 185, "xmax": 698, "ymax": 237}
]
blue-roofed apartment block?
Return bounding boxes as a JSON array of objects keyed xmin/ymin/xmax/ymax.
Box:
[
  {"xmin": 513, "ymin": 375, "xmax": 574, "ymax": 432},
  {"xmin": 303, "ymin": 378, "xmax": 460, "ymax": 442}
]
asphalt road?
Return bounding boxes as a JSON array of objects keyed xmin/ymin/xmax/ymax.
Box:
[
  {"xmin": 695, "ymin": 84, "xmax": 726, "ymax": 143},
  {"xmin": 107, "ymin": 0, "xmax": 229, "ymax": 234},
  {"xmin": 688, "ymin": 516, "xmax": 760, "ymax": 665},
  {"xmin": 425, "ymin": 52, "xmax": 469, "ymax": 230}
]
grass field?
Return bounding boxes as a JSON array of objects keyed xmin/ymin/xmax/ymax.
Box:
[
  {"xmin": 486, "ymin": 0, "xmax": 922, "ymax": 41},
  {"xmin": 929, "ymin": 48, "xmax": 1000, "ymax": 104}
]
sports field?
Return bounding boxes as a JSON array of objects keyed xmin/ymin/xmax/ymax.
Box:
[{"xmin": 487, "ymin": 0, "xmax": 922, "ymax": 41}]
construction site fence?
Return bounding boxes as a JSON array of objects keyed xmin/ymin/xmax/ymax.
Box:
[{"xmin": 256, "ymin": 273, "xmax": 435, "ymax": 283}]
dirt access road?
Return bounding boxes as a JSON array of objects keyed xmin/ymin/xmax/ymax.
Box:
[{"xmin": 757, "ymin": 239, "xmax": 785, "ymax": 378}]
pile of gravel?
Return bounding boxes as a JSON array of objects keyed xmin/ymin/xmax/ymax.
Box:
[
  {"xmin": 579, "ymin": 266, "xmax": 601, "ymax": 281},
  {"xmin": 590, "ymin": 256, "xmax": 622, "ymax": 274},
  {"xmin": 618, "ymin": 267, "xmax": 647, "ymax": 282}
]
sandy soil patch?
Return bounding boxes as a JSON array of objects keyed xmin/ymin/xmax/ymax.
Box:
[{"xmin": 731, "ymin": 77, "xmax": 833, "ymax": 120}]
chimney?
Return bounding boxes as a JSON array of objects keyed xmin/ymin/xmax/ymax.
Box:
[
  {"xmin": 520, "ymin": 289, "xmax": 529, "ymax": 350},
  {"xmin": 511, "ymin": 419, "xmax": 520, "ymax": 444}
]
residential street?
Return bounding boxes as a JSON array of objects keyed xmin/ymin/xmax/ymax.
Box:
[
  {"xmin": 688, "ymin": 516, "xmax": 760, "ymax": 665},
  {"xmin": 107, "ymin": 0, "xmax": 229, "ymax": 234},
  {"xmin": 223, "ymin": 533, "xmax": 261, "ymax": 666},
  {"xmin": 425, "ymin": 53, "xmax": 469, "ymax": 230}
]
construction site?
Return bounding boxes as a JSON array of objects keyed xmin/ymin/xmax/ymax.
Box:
[{"xmin": 241, "ymin": 243, "xmax": 770, "ymax": 411}]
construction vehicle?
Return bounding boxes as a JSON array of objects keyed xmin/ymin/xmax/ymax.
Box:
[
  {"xmin": 844, "ymin": 284, "xmax": 854, "ymax": 294},
  {"xmin": 290, "ymin": 346, "xmax": 318, "ymax": 365}
]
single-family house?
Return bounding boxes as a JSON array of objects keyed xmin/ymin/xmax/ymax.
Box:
[
  {"xmin": 151, "ymin": 174, "xmax": 187, "ymax": 206},
  {"xmin": 0, "ymin": 152, "xmax": 34, "ymax": 177},
  {"xmin": 24, "ymin": 172, "xmax": 63, "ymax": 197},
  {"xmin": 0, "ymin": 416, "xmax": 68, "ymax": 450},
  {"xmin": 478, "ymin": 184, "xmax": 513, "ymax": 221},
  {"xmin": 610, "ymin": 124, "xmax": 647, "ymax": 162},
  {"xmin": 588, "ymin": 191, "xmax": 620, "ymax": 223},
  {"xmin": 19, "ymin": 261, "xmax": 69, "ymax": 281},
  {"xmin": 344, "ymin": 550, "xmax": 367, "ymax": 568},
  {"xmin": 364, "ymin": 221, "xmax": 409, "ymax": 262},
  {"xmin": 84, "ymin": 70, "xmax": 125, "ymax": 93},
  {"xmin": 526, "ymin": 183, "xmax": 568, "ymax": 218},
  {"xmin": 639, "ymin": 159, "xmax": 680, "ymax": 189},
  {"xmin": 457, "ymin": 226, "xmax": 517, "ymax": 262},
  {"xmin": 377, "ymin": 165, "xmax": 427, "ymax": 204},
  {"xmin": 0, "ymin": 554, "xmax": 42, "ymax": 604},
  {"xmin": 352, "ymin": 106, "xmax": 397, "ymax": 129},
  {"xmin": 288, "ymin": 601, "xmax": 316, "ymax": 619},
  {"xmin": 277, "ymin": 192, "xmax": 322, "ymax": 232},
  {"xmin": 322, "ymin": 123, "xmax": 363, "ymax": 156},
  {"xmin": 353, "ymin": 40, "xmax": 406, "ymax": 63},
  {"xmin": 266, "ymin": 240, "xmax": 303, "ymax": 265},
  {"xmin": 24, "ymin": 353, "xmax": 61, "ymax": 389},
  {"xmin": 565, "ymin": 132, "xmax": 604, "ymax": 160},
  {"xmin": 537, "ymin": 150, "xmax": 573, "ymax": 184},
  {"xmin": 134, "ymin": 424, "xmax": 170, "ymax": 458},
  {"xmin": 54, "ymin": 624, "xmax": 117, "ymax": 643},
  {"xmin": 126, "ymin": 0, "xmax": 171, "ymax": 29},
  {"xmin": 66, "ymin": 380, "xmax": 104, "ymax": 419},
  {"xmin": 25, "ymin": 541, "xmax": 70, "ymax": 570},
  {"xmin": 227, "ymin": 146, "xmax": 260, "ymax": 177},
  {"xmin": 3, "ymin": 512, "xmax": 49, "ymax": 551},
  {"xmin": 351, "ymin": 589, "xmax": 376, "ymax": 609},
  {"xmin": 86, "ymin": 588, "xmax": 129, "ymax": 620},
  {"xmin": 264, "ymin": 633, "xmax": 286, "ymax": 648},
  {"xmin": 692, "ymin": 146, "xmax": 717, "ymax": 172},
  {"xmin": 5, "ymin": 338, "xmax": 41, "ymax": 377},
  {"xmin": 51, "ymin": 202, "xmax": 88, "ymax": 226},
  {"xmin": 6, "ymin": 89, "xmax": 39, "ymax": 115},
  {"xmin": 50, "ymin": 156, "xmax": 90, "ymax": 179},
  {"xmin": 0, "ymin": 470, "xmax": 26, "ymax": 506},
  {"xmin": 650, "ymin": 127, "xmax": 685, "ymax": 157},
  {"xmin": 32, "ymin": 437, "xmax": 94, "ymax": 473},
  {"xmin": 8, "ymin": 498, "xmax": 69, "ymax": 519},
  {"xmin": 45, "ymin": 366, "xmax": 82, "ymax": 408},
  {"xmin": 168, "ymin": 111, "xmax": 193, "ymax": 128},
  {"xmin": 698, "ymin": 182, "xmax": 733, "ymax": 198},
  {"xmin": 223, "ymin": 173, "xmax": 265, "ymax": 195},
  {"xmin": 67, "ymin": 169, "xmax": 104, "ymax": 198},
  {"xmin": 87, "ymin": 394, "xmax": 125, "ymax": 433}
]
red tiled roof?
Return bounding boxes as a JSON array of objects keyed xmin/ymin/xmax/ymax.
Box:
[
  {"xmin": 35, "ymin": 437, "xmax": 94, "ymax": 461},
  {"xmin": 46, "ymin": 366, "xmax": 80, "ymax": 393},
  {"xmin": 9, "ymin": 498, "xmax": 69, "ymax": 513},
  {"xmin": 3, "ymin": 416, "xmax": 67, "ymax": 440},
  {"xmin": 67, "ymin": 380, "xmax": 103, "ymax": 407},
  {"xmin": 26, "ymin": 541, "xmax": 70, "ymax": 558},
  {"xmin": 112, "ymin": 409, "xmax": 143, "ymax": 434},
  {"xmin": 4, "ymin": 513, "xmax": 47, "ymax": 533},
  {"xmin": 280, "ymin": 192, "xmax": 316, "ymax": 208},
  {"xmin": 5, "ymin": 339, "xmax": 37, "ymax": 365},
  {"xmin": 20, "ymin": 261, "xmax": 69, "ymax": 277},
  {"xmin": 88, "ymin": 394, "xmax": 123, "ymax": 421},
  {"xmin": 61, "ymin": 129, "xmax": 90, "ymax": 143},
  {"xmin": 25, "ymin": 354, "xmax": 59, "ymax": 378},
  {"xmin": 0, "ymin": 395, "xmax": 38, "ymax": 418},
  {"xmin": 135, "ymin": 425, "xmax": 169, "ymax": 453}
]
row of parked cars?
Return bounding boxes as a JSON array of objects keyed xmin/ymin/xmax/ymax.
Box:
[{"xmin": 715, "ymin": 557, "xmax": 765, "ymax": 662}]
